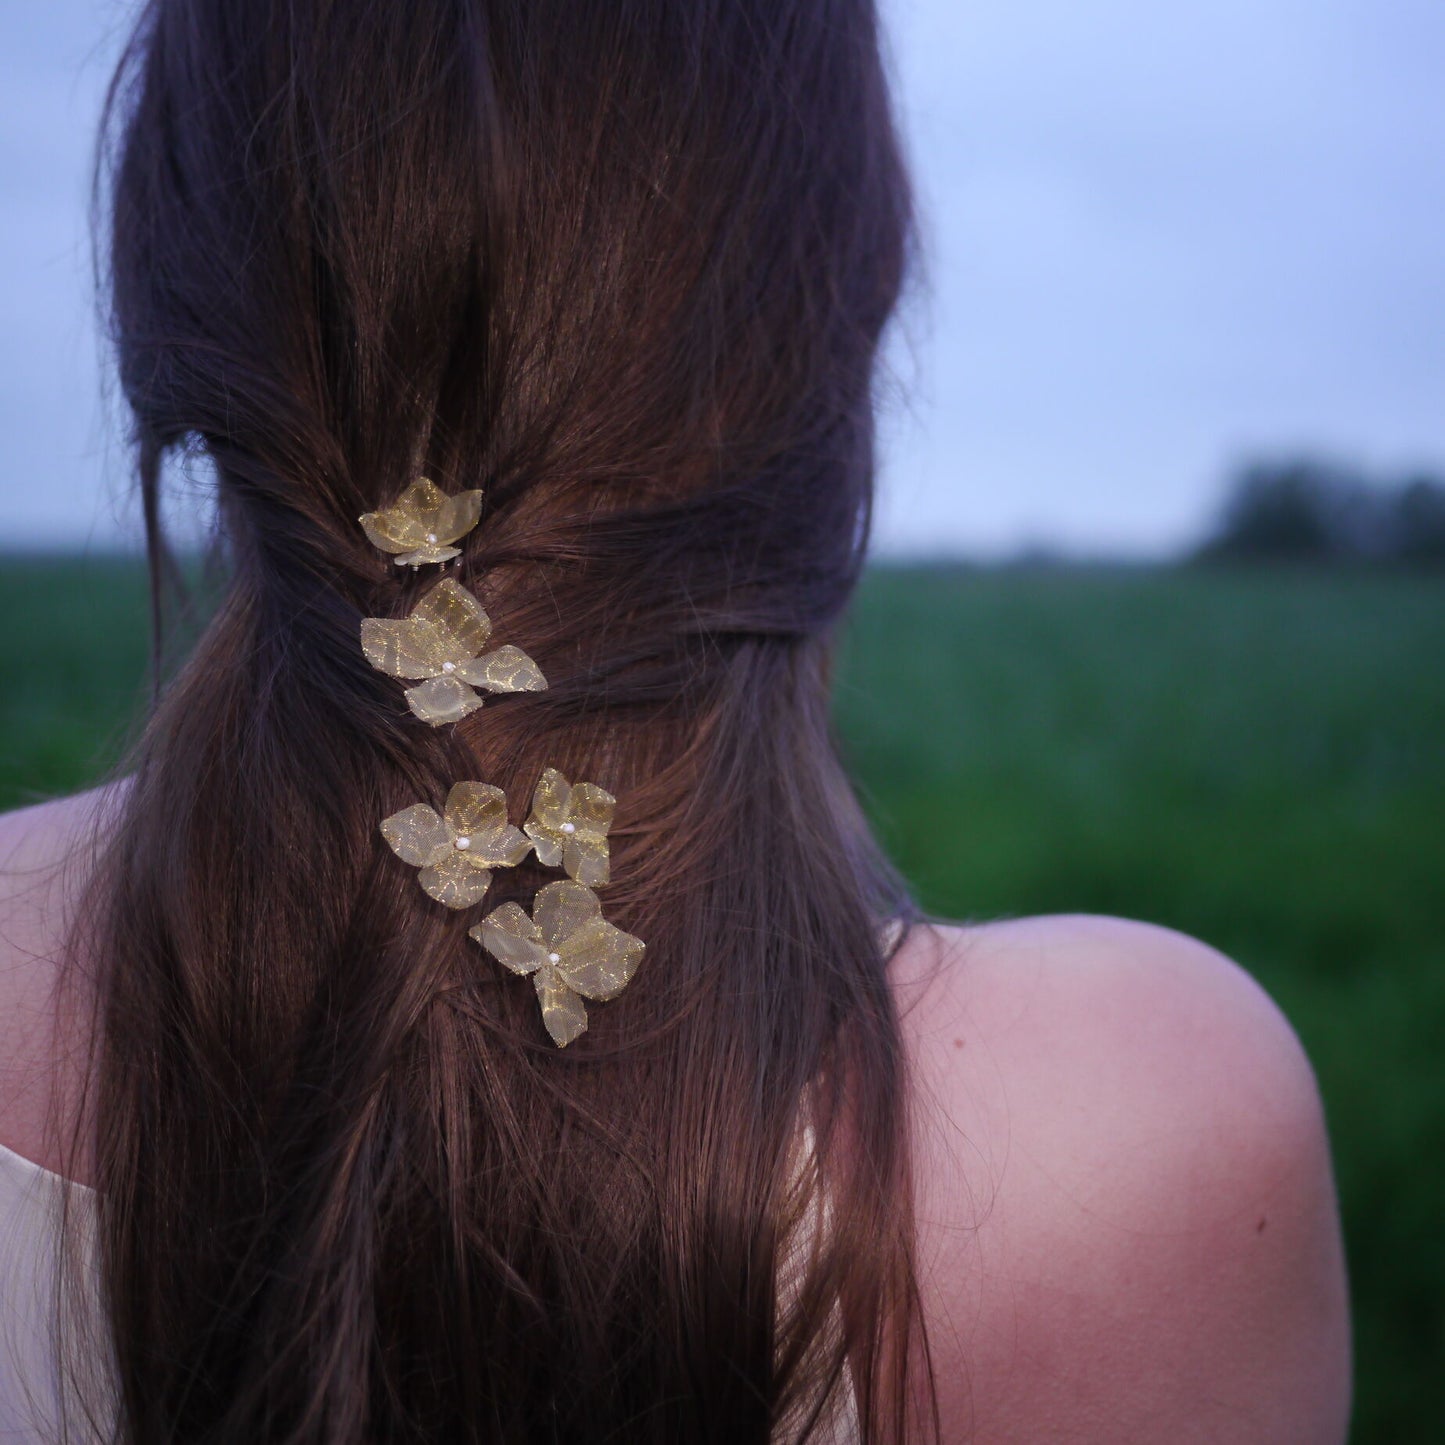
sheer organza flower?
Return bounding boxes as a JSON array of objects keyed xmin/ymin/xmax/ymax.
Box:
[
  {"xmin": 471, "ymin": 880, "xmax": 645, "ymax": 1046},
  {"xmin": 380, "ymin": 782, "xmax": 530, "ymax": 909},
  {"xmin": 522, "ymin": 768, "xmax": 614, "ymax": 886},
  {"xmin": 359, "ymin": 478, "xmax": 483, "ymax": 566},
  {"xmin": 361, "ymin": 579, "xmax": 546, "ymax": 725}
]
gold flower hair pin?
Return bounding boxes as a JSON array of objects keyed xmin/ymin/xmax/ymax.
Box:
[
  {"xmin": 523, "ymin": 768, "xmax": 614, "ymax": 887},
  {"xmin": 362, "ymin": 578, "xmax": 546, "ymax": 726},
  {"xmin": 472, "ymin": 879, "xmax": 645, "ymax": 1047},
  {"xmin": 360, "ymin": 492, "xmax": 644, "ymax": 1047},
  {"xmin": 360, "ymin": 477, "xmax": 483, "ymax": 567},
  {"xmin": 380, "ymin": 782, "xmax": 530, "ymax": 909}
]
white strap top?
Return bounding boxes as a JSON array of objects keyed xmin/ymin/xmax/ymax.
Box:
[
  {"xmin": 0, "ymin": 1142, "xmax": 109, "ymax": 1442},
  {"xmin": 0, "ymin": 1131, "xmax": 860, "ymax": 1443}
]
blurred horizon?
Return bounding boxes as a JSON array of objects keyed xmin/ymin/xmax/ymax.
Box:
[{"xmin": 2, "ymin": 0, "xmax": 1443, "ymax": 557}]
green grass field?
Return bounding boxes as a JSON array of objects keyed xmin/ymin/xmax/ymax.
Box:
[{"xmin": 3, "ymin": 554, "xmax": 1442, "ymax": 1441}]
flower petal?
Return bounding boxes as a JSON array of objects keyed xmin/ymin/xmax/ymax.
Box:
[
  {"xmin": 380, "ymin": 804, "xmax": 451, "ymax": 866},
  {"xmin": 360, "ymin": 616, "xmax": 447, "ymax": 679},
  {"xmin": 533, "ymin": 879, "xmax": 604, "ymax": 951},
  {"xmin": 528, "ymin": 768, "xmax": 572, "ymax": 831},
  {"xmin": 555, "ymin": 916, "xmax": 645, "ymax": 1001},
  {"xmin": 568, "ymin": 783, "xmax": 615, "ymax": 833},
  {"xmin": 359, "ymin": 510, "xmax": 427, "ymax": 554},
  {"xmin": 457, "ymin": 646, "xmax": 546, "ymax": 694},
  {"xmin": 523, "ymin": 821, "xmax": 564, "ymax": 868},
  {"xmin": 418, "ymin": 853, "xmax": 492, "ymax": 909},
  {"xmin": 470, "ymin": 904, "xmax": 548, "ymax": 976},
  {"xmin": 443, "ymin": 782, "xmax": 509, "ymax": 838},
  {"xmin": 404, "ymin": 676, "xmax": 484, "ymax": 726},
  {"xmin": 411, "ymin": 578, "xmax": 491, "ymax": 656},
  {"xmin": 534, "ymin": 969, "xmax": 589, "ymax": 1047},
  {"xmin": 468, "ymin": 823, "xmax": 532, "ymax": 868},
  {"xmin": 562, "ymin": 832, "xmax": 609, "ymax": 887},
  {"xmin": 397, "ymin": 477, "xmax": 449, "ymax": 520},
  {"xmin": 433, "ymin": 488, "xmax": 484, "ymax": 545}
]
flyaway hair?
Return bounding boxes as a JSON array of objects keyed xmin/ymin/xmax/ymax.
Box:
[{"xmin": 55, "ymin": 0, "xmax": 934, "ymax": 1440}]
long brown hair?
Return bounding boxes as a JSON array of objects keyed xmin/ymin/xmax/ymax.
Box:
[{"xmin": 59, "ymin": 0, "xmax": 930, "ymax": 1439}]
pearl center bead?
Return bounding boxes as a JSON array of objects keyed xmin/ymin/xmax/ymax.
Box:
[
  {"xmin": 548, "ymin": 952, "xmax": 561, "ymax": 964},
  {"xmin": 560, "ymin": 821, "xmax": 576, "ymax": 834},
  {"xmin": 441, "ymin": 660, "xmax": 456, "ymax": 673},
  {"xmin": 426, "ymin": 532, "xmax": 438, "ymax": 543},
  {"xmin": 454, "ymin": 835, "xmax": 471, "ymax": 850}
]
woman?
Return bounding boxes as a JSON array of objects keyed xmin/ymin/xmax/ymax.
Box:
[{"xmin": 0, "ymin": 0, "xmax": 1350, "ymax": 1439}]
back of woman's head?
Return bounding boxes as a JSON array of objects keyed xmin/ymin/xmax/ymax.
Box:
[{"xmin": 79, "ymin": 0, "xmax": 926, "ymax": 1439}]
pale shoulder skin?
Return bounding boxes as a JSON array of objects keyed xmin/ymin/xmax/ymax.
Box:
[
  {"xmin": 0, "ymin": 787, "xmax": 119, "ymax": 1182},
  {"xmin": 0, "ymin": 791, "xmax": 1352, "ymax": 1439},
  {"xmin": 892, "ymin": 916, "xmax": 1352, "ymax": 1442}
]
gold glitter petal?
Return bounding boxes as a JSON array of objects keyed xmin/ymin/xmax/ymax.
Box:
[
  {"xmin": 523, "ymin": 821, "xmax": 564, "ymax": 869},
  {"xmin": 433, "ymin": 488, "xmax": 484, "ymax": 544},
  {"xmin": 359, "ymin": 512, "xmax": 427, "ymax": 554},
  {"xmin": 359, "ymin": 480, "xmax": 440, "ymax": 551},
  {"xmin": 470, "ymin": 904, "xmax": 548, "ymax": 975},
  {"xmin": 534, "ymin": 970, "xmax": 589, "ymax": 1047},
  {"xmin": 562, "ymin": 832, "xmax": 610, "ymax": 887},
  {"xmin": 418, "ymin": 853, "xmax": 493, "ymax": 909},
  {"xmin": 411, "ymin": 578, "xmax": 492, "ymax": 656},
  {"xmin": 360, "ymin": 617, "xmax": 436, "ymax": 679},
  {"xmin": 396, "ymin": 477, "xmax": 450, "ymax": 521},
  {"xmin": 555, "ymin": 916, "xmax": 644, "ymax": 1001},
  {"xmin": 457, "ymin": 646, "xmax": 546, "ymax": 693},
  {"xmin": 534, "ymin": 880, "xmax": 605, "ymax": 949},
  {"xmin": 380, "ymin": 804, "xmax": 451, "ymax": 866},
  {"xmin": 443, "ymin": 782, "xmax": 509, "ymax": 838},
  {"xmin": 404, "ymin": 675, "xmax": 484, "ymax": 725},
  {"xmin": 528, "ymin": 768, "xmax": 572, "ymax": 831},
  {"xmin": 568, "ymin": 783, "xmax": 616, "ymax": 832},
  {"xmin": 468, "ymin": 823, "xmax": 532, "ymax": 868}
]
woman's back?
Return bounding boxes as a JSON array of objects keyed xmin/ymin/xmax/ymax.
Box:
[
  {"xmin": 0, "ymin": 792, "xmax": 1350, "ymax": 1440},
  {"xmin": 0, "ymin": 0, "xmax": 1350, "ymax": 1436}
]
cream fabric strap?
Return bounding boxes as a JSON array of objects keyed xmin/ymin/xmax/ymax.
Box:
[{"xmin": 0, "ymin": 1142, "xmax": 111, "ymax": 1442}]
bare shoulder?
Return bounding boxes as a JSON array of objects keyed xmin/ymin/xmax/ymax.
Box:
[
  {"xmin": 892, "ymin": 913, "xmax": 1351, "ymax": 1444},
  {"xmin": 0, "ymin": 784, "xmax": 120, "ymax": 1176}
]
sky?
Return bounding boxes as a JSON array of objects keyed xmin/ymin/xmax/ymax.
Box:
[{"xmin": 2, "ymin": 0, "xmax": 1443, "ymax": 558}]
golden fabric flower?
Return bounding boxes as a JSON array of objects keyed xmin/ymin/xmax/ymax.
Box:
[
  {"xmin": 471, "ymin": 880, "xmax": 645, "ymax": 1046},
  {"xmin": 522, "ymin": 768, "xmax": 614, "ymax": 886},
  {"xmin": 380, "ymin": 782, "xmax": 530, "ymax": 909},
  {"xmin": 361, "ymin": 579, "xmax": 546, "ymax": 726},
  {"xmin": 359, "ymin": 478, "xmax": 483, "ymax": 566}
]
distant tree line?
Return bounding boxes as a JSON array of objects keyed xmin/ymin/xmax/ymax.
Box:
[{"xmin": 1194, "ymin": 458, "xmax": 1445, "ymax": 567}]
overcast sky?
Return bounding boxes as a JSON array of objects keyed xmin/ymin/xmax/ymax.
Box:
[{"xmin": 2, "ymin": 0, "xmax": 1443, "ymax": 557}]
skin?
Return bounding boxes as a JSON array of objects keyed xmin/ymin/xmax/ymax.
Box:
[
  {"xmin": 894, "ymin": 919, "xmax": 1352, "ymax": 1441},
  {"xmin": 0, "ymin": 787, "xmax": 1352, "ymax": 1440}
]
